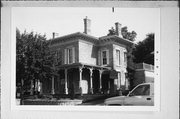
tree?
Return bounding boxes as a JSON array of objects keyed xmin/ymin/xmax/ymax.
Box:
[
  {"xmin": 107, "ymin": 27, "xmax": 116, "ymax": 36},
  {"xmin": 16, "ymin": 29, "xmax": 56, "ymax": 101},
  {"xmin": 121, "ymin": 26, "xmax": 137, "ymax": 42},
  {"xmin": 132, "ymin": 33, "xmax": 154, "ymax": 65},
  {"xmin": 107, "ymin": 26, "xmax": 137, "ymax": 42}
]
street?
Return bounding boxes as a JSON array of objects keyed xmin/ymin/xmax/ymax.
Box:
[{"xmin": 80, "ymin": 99, "xmax": 106, "ymax": 105}]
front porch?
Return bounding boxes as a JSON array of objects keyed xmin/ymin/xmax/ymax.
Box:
[{"xmin": 49, "ymin": 63, "xmax": 120, "ymax": 97}]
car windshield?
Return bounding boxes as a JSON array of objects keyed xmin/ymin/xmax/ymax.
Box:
[{"xmin": 129, "ymin": 84, "xmax": 150, "ymax": 96}]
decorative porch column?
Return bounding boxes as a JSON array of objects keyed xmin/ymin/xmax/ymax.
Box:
[
  {"xmin": 51, "ymin": 76, "xmax": 55, "ymax": 94},
  {"xmin": 117, "ymin": 72, "xmax": 121, "ymax": 90},
  {"xmin": 89, "ymin": 68, "xmax": 93, "ymax": 94},
  {"xmin": 79, "ymin": 67, "xmax": 83, "ymax": 96},
  {"xmin": 99, "ymin": 70, "xmax": 103, "ymax": 93},
  {"xmin": 64, "ymin": 69, "xmax": 68, "ymax": 94}
]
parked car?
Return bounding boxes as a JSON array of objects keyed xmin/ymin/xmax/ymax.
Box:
[{"xmin": 104, "ymin": 83, "xmax": 154, "ymax": 106}]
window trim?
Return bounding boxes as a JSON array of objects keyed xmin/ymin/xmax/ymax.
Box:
[
  {"xmin": 124, "ymin": 52, "xmax": 127, "ymax": 65},
  {"xmin": 64, "ymin": 46, "xmax": 75, "ymax": 64},
  {"xmin": 116, "ymin": 49, "xmax": 121, "ymax": 66},
  {"xmin": 101, "ymin": 49, "xmax": 109, "ymax": 66}
]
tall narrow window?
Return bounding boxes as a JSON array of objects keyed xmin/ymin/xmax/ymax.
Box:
[
  {"xmin": 102, "ymin": 50, "xmax": 108, "ymax": 65},
  {"xmin": 65, "ymin": 47, "xmax": 75, "ymax": 64},
  {"xmin": 57, "ymin": 49, "xmax": 62, "ymax": 65},
  {"xmin": 124, "ymin": 52, "xmax": 127, "ymax": 64},
  {"xmin": 102, "ymin": 51, "xmax": 107, "ymax": 65},
  {"xmin": 116, "ymin": 50, "xmax": 120, "ymax": 66},
  {"xmin": 68, "ymin": 48, "xmax": 73, "ymax": 64}
]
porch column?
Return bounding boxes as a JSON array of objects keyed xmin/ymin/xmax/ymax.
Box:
[
  {"xmin": 89, "ymin": 68, "xmax": 93, "ymax": 94},
  {"xmin": 125, "ymin": 73, "xmax": 129, "ymax": 90},
  {"xmin": 99, "ymin": 70, "xmax": 103, "ymax": 93},
  {"xmin": 117, "ymin": 72, "xmax": 120, "ymax": 90},
  {"xmin": 79, "ymin": 67, "xmax": 83, "ymax": 96},
  {"xmin": 65, "ymin": 69, "xmax": 68, "ymax": 94},
  {"xmin": 51, "ymin": 76, "xmax": 55, "ymax": 94}
]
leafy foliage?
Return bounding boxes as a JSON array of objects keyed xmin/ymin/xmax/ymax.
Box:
[
  {"xmin": 121, "ymin": 26, "xmax": 137, "ymax": 42},
  {"xmin": 107, "ymin": 27, "xmax": 116, "ymax": 36},
  {"xmin": 107, "ymin": 26, "xmax": 137, "ymax": 42},
  {"xmin": 16, "ymin": 29, "xmax": 56, "ymax": 94},
  {"xmin": 132, "ymin": 33, "xmax": 154, "ymax": 65}
]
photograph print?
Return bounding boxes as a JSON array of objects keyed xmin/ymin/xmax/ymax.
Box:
[{"xmin": 14, "ymin": 7, "xmax": 159, "ymax": 106}]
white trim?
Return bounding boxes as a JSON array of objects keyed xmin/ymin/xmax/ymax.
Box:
[
  {"xmin": 64, "ymin": 49, "xmax": 67, "ymax": 64},
  {"xmin": 115, "ymin": 49, "xmax": 121, "ymax": 66},
  {"xmin": 124, "ymin": 52, "xmax": 127, "ymax": 67},
  {"xmin": 64, "ymin": 46, "xmax": 75, "ymax": 64},
  {"xmin": 72, "ymin": 47, "xmax": 75, "ymax": 63}
]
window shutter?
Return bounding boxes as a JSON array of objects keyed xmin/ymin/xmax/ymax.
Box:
[
  {"xmin": 107, "ymin": 50, "xmax": 109, "ymax": 65},
  {"xmin": 72, "ymin": 47, "xmax": 75, "ymax": 63},
  {"xmin": 64, "ymin": 49, "xmax": 67, "ymax": 64},
  {"xmin": 98, "ymin": 50, "xmax": 101, "ymax": 65}
]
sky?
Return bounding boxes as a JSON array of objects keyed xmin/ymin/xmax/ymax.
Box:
[{"xmin": 13, "ymin": 7, "xmax": 160, "ymax": 43}]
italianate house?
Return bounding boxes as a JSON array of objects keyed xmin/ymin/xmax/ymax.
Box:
[{"xmin": 42, "ymin": 17, "xmax": 138, "ymax": 96}]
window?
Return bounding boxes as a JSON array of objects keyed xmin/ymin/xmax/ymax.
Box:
[
  {"xmin": 101, "ymin": 50, "xmax": 109, "ymax": 65},
  {"xmin": 65, "ymin": 47, "xmax": 75, "ymax": 64},
  {"xmin": 67, "ymin": 48, "xmax": 73, "ymax": 64},
  {"xmin": 116, "ymin": 50, "xmax": 120, "ymax": 65},
  {"xmin": 56, "ymin": 49, "xmax": 62, "ymax": 65},
  {"xmin": 130, "ymin": 84, "xmax": 150, "ymax": 96},
  {"xmin": 124, "ymin": 52, "xmax": 127, "ymax": 64}
]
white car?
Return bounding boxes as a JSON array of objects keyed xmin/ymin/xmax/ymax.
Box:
[{"xmin": 104, "ymin": 83, "xmax": 154, "ymax": 106}]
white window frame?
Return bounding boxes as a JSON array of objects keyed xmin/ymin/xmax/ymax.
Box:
[
  {"xmin": 101, "ymin": 49, "xmax": 109, "ymax": 66},
  {"xmin": 64, "ymin": 46, "xmax": 75, "ymax": 64},
  {"xmin": 124, "ymin": 52, "xmax": 127, "ymax": 66},
  {"xmin": 116, "ymin": 49, "xmax": 121, "ymax": 66}
]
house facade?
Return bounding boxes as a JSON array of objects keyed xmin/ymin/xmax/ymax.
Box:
[{"xmin": 42, "ymin": 17, "xmax": 134, "ymax": 96}]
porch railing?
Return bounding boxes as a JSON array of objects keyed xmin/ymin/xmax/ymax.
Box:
[{"xmin": 135, "ymin": 63, "xmax": 154, "ymax": 71}]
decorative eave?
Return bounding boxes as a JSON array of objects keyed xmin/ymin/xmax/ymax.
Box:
[
  {"xmin": 57, "ymin": 62, "xmax": 111, "ymax": 70},
  {"xmin": 49, "ymin": 32, "xmax": 99, "ymax": 45},
  {"xmin": 99, "ymin": 35, "xmax": 134, "ymax": 46}
]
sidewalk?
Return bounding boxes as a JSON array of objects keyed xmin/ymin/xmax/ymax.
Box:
[{"xmin": 17, "ymin": 98, "xmax": 83, "ymax": 105}]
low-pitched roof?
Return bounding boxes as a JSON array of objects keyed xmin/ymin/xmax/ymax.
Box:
[
  {"xmin": 50, "ymin": 32, "xmax": 98, "ymax": 45},
  {"xmin": 49, "ymin": 32, "xmax": 134, "ymax": 46},
  {"xmin": 99, "ymin": 35, "xmax": 134, "ymax": 46}
]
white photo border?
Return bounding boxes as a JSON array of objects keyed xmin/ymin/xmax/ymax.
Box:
[{"xmin": 1, "ymin": 2, "xmax": 179, "ymax": 119}]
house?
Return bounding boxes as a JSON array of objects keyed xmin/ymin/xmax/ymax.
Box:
[{"xmin": 42, "ymin": 17, "xmax": 134, "ymax": 96}]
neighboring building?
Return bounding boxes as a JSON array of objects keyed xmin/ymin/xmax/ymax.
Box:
[{"xmin": 42, "ymin": 17, "xmax": 133, "ymax": 96}]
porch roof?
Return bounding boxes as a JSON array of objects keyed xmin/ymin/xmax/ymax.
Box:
[{"xmin": 56, "ymin": 63, "xmax": 111, "ymax": 70}]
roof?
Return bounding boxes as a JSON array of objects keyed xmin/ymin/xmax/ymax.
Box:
[
  {"xmin": 49, "ymin": 32, "xmax": 98, "ymax": 45},
  {"xmin": 49, "ymin": 32, "xmax": 134, "ymax": 46},
  {"xmin": 99, "ymin": 35, "xmax": 134, "ymax": 46}
]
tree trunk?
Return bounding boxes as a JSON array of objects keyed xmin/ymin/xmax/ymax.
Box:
[{"xmin": 20, "ymin": 79, "xmax": 24, "ymax": 105}]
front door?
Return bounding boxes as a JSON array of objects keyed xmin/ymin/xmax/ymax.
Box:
[{"xmin": 81, "ymin": 80, "xmax": 88, "ymax": 94}]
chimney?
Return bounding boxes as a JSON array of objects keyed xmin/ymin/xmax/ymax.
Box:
[
  {"xmin": 115, "ymin": 22, "xmax": 122, "ymax": 37},
  {"xmin": 83, "ymin": 16, "xmax": 91, "ymax": 35}
]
